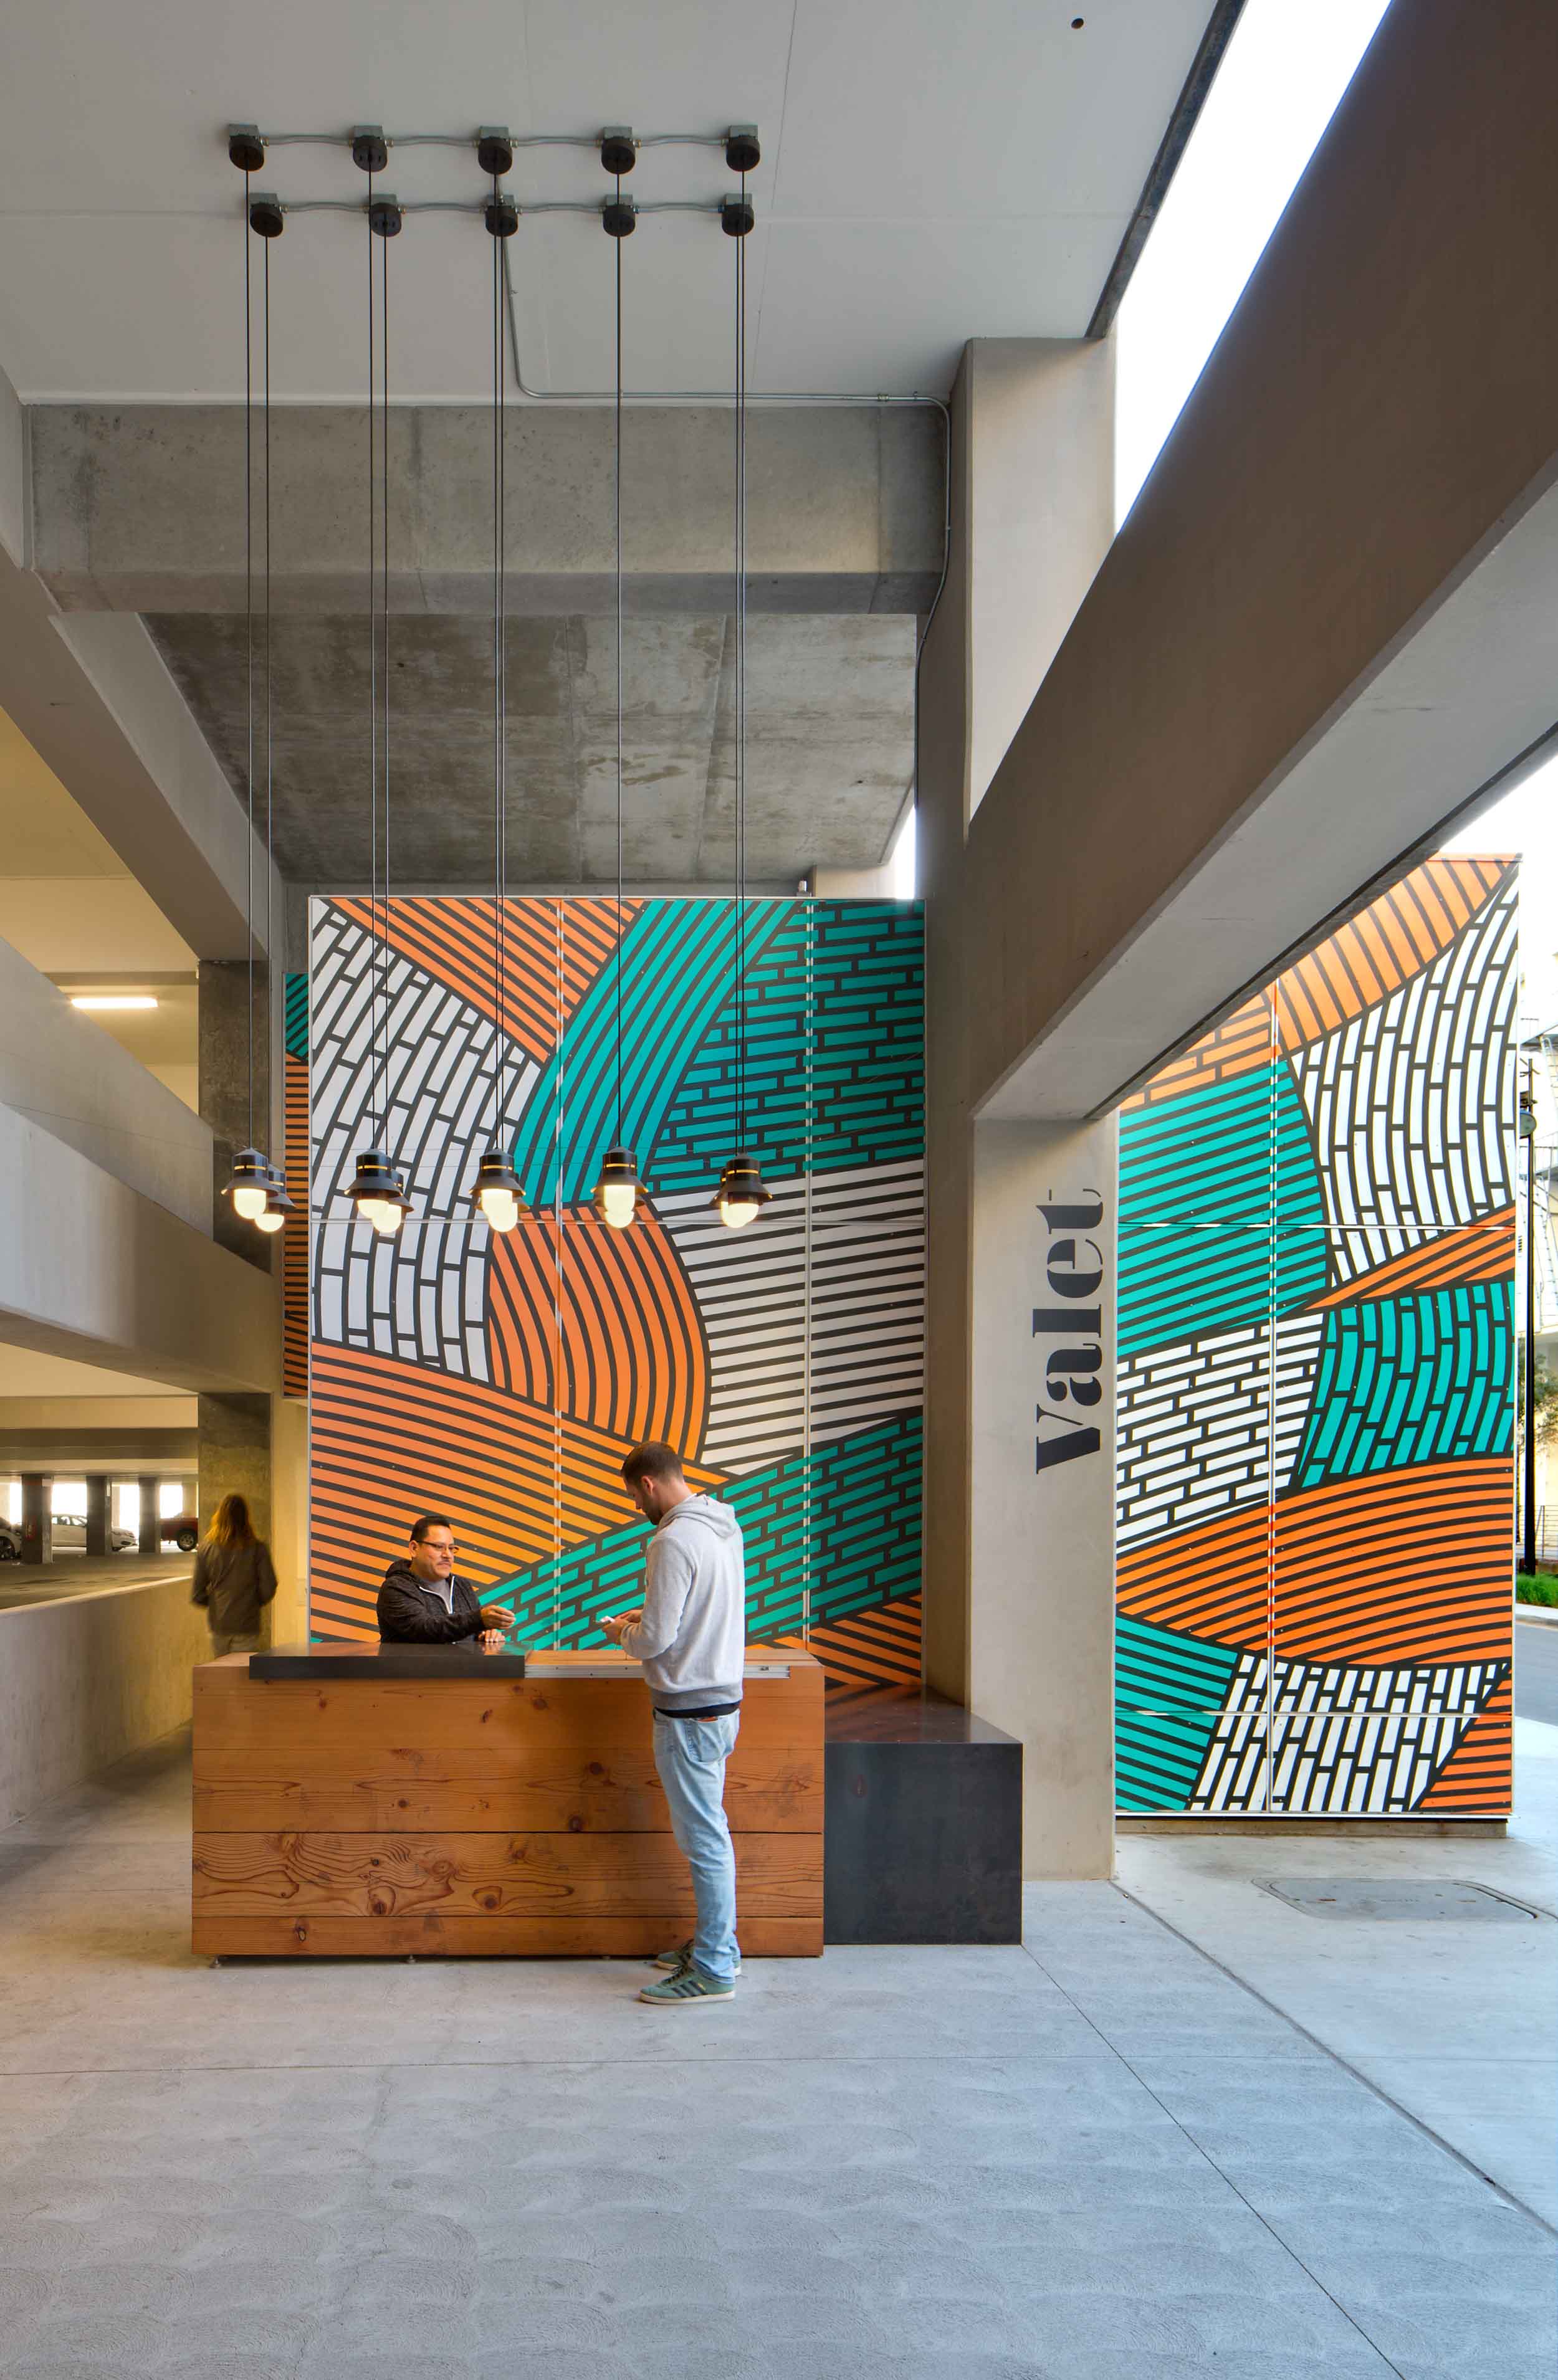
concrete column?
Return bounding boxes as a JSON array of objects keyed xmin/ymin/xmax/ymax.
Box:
[
  {"xmin": 85, "ymin": 1473, "xmax": 110, "ymax": 1556},
  {"xmin": 199, "ymin": 959, "xmax": 272, "ymax": 1268},
  {"xmin": 135, "ymin": 1473, "xmax": 160, "ymax": 1556},
  {"xmin": 919, "ymin": 337, "xmax": 1117, "ymax": 1875},
  {"xmin": 970, "ymin": 1122, "xmax": 1117, "ymax": 1877},
  {"xmin": 198, "ymin": 1392, "xmax": 271, "ymax": 1549},
  {"xmin": 20, "ymin": 1473, "xmax": 53, "ymax": 1565}
]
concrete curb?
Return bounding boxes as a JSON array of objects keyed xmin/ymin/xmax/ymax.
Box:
[{"xmin": 1516, "ymin": 1604, "xmax": 1558, "ymax": 1629}]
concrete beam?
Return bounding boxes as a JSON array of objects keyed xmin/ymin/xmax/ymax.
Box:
[
  {"xmin": 956, "ymin": 0, "xmax": 1558, "ymax": 1121},
  {"xmin": 28, "ymin": 404, "xmax": 945, "ymax": 617},
  {"xmin": 0, "ymin": 1098, "xmax": 281, "ymax": 1394}
]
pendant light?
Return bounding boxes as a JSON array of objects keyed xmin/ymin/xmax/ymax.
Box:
[
  {"xmin": 468, "ymin": 178, "xmax": 527, "ymax": 1235},
  {"xmin": 225, "ymin": 170, "xmax": 279, "ymax": 1227},
  {"xmin": 346, "ymin": 174, "xmax": 410, "ymax": 1238},
  {"xmin": 712, "ymin": 171, "xmax": 771, "ymax": 1233},
  {"xmin": 256, "ymin": 1161, "xmax": 295, "ymax": 1234},
  {"xmin": 592, "ymin": 178, "xmax": 643, "ymax": 1232}
]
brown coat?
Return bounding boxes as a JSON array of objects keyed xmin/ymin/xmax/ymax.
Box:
[{"xmin": 192, "ymin": 1536, "xmax": 277, "ymax": 1637}]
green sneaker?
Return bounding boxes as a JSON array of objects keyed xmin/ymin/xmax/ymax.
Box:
[
  {"xmin": 650, "ymin": 1938, "xmax": 741, "ymax": 1976},
  {"xmin": 638, "ymin": 1965, "xmax": 735, "ymax": 2006}
]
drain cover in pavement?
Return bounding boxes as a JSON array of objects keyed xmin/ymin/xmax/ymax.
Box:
[{"xmin": 1258, "ymin": 1877, "xmax": 1541, "ymax": 1921}]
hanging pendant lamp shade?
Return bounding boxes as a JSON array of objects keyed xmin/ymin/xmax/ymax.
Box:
[
  {"xmin": 593, "ymin": 1146, "xmax": 643, "ymax": 1231},
  {"xmin": 254, "ymin": 1164, "xmax": 295, "ymax": 1235},
  {"xmin": 714, "ymin": 174, "xmax": 766, "ymax": 1232},
  {"xmin": 711, "ymin": 1153, "xmax": 770, "ymax": 1232},
  {"xmin": 226, "ymin": 1145, "xmax": 271, "ymax": 1221},
  {"xmin": 346, "ymin": 1146, "xmax": 409, "ymax": 1235},
  {"xmin": 469, "ymin": 1146, "xmax": 525, "ymax": 1233}
]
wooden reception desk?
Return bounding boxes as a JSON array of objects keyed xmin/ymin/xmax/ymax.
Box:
[{"xmin": 191, "ymin": 1644, "xmax": 824, "ymax": 1959}]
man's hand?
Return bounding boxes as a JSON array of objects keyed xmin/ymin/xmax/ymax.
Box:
[
  {"xmin": 477, "ymin": 1629, "xmax": 507, "ymax": 1649},
  {"xmin": 599, "ymin": 1609, "xmax": 641, "ymax": 1644}
]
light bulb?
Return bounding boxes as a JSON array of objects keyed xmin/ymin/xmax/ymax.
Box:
[
  {"xmin": 719, "ymin": 1196, "xmax": 760, "ymax": 1230},
  {"xmin": 254, "ymin": 1208, "xmax": 286, "ymax": 1235},
  {"xmin": 600, "ymin": 1182, "xmax": 638, "ymax": 1230},
  {"xmin": 479, "ymin": 1187, "xmax": 519, "ymax": 1232},
  {"xmin": 232, "ymin": 1184, "xmax": 269, "ymax": 1221},
  {"xmin": 371, "ymin": 1204, "xmax": 404, "ymax": 1240}
]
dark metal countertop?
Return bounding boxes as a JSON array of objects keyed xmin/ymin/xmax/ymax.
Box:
[{"xmin": 248, "ymin": 1643, "xmax": 530, "ymax": 1680}]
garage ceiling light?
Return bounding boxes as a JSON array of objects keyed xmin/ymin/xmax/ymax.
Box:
[{"xmin": 71, "ymin": 995, "xmax": 158, "ymax": 1011}]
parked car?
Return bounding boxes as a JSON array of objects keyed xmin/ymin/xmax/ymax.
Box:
[
  {"xmin": 161, "ymin": 1513, "xmax": 199, "ymax": 1553},
  {"xmin": 52, "ymin": 1516, "xmax": 136, "ymax": 1554},
  {"xmin": 0, "ymin": 1520, "xmax": 17, "ymax": 1560}
]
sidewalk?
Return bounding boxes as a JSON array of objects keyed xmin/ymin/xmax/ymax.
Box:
[{"xmin": 1116, "ymin": 1720, "xmax": 1558, "ymax": 2225}]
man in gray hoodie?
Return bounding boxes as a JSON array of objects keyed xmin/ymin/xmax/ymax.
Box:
[{"xmin": 600, "ymin": 1442, "xmax": 745, "ymax": 2006}]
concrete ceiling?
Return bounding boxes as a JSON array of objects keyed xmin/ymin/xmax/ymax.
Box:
[
  {"xmin": 147, "ymin": 609, "xmax": 915, "ymax": 884},
  {"xmin": 0, "ymin": 2, "xmax": 1222, "ymax": 401}
]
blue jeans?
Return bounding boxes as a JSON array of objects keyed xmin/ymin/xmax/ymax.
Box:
[{"xmin": 652, "ymin": 1711, "xmax": 740, "ymax": 1984}]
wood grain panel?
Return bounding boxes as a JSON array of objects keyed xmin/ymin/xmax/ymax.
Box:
[
  {"xmin": 193, "ymin": 1913, "xmax": 823, "ymax": 1959},
  {"xmin": 192, "ymin": 1831, "xmax": 821, "ymax": 1919},
  {"xmin": 193, "ymin": 1750, "xmax": 820, "ymax": 1834},
  {"xmin": 191, "ymin": 1648, "xmax": 824, "ymax": 1958}
]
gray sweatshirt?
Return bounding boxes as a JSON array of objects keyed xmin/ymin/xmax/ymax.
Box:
[{"xmin": 618, "ymin": 1494, "xmax": 746, "ymax": 1713}]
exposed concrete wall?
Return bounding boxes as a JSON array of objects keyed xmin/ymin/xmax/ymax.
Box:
[
  {"xmin": 196, "ymin": 1392, "xmax": 270, "ymax": 1549},
  {"xmin": 0, "ymin": 355, "xmax": 26, "ymax": 569},
  {"xmin": 198, "ymin": 958, "xmax": 273, "ymax": 1266},
  {"xmin": 30, "ymin": 404, "xmax": 945, "ymax": 616},
  {"xmin": 0, "ymin": 1098, "xmax": 282, "ymax": 1392},
  {"xmin": 0, "ymin": 930, "xmax": 211, "ymax": 1230},
  {"xmin": 965, "ymin": 340, "xmax": 1115, "ymax": 817},
  {"xmin": 0, "ymin": 538, "xmax": 280, "ymax": 967},
  {"xmin": 963, "ymin": 0, "xmax": 1558, "ymax": 1122},
  {"xmin": 0, "ymin": 1574, "xmax": 209, "ymax": 1829}
]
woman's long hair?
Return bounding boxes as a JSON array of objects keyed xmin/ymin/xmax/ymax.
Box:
[{"xmin": 204, "ymin": 1493, "xmax": 255, "ymax": 1552}]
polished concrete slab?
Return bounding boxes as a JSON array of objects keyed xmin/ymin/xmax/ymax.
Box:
[
  {"xmin": 1, "ymin": 1733, "xmax": 1551, "ymax": 2376},
  {"xmin": 1117, "ymin": 1720, "xmax": 1558, "ymax": 2229}
]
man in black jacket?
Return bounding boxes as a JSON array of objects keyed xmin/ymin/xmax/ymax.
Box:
[{"xmin": 376, "ymin": 1515, "xmax": 514, "ymax": 1644}]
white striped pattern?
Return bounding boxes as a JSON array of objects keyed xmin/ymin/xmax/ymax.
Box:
[
  {"xmin": 1187, "ymin": 1652, "xmax": 1506, "ymax": 1813},
  {"xmin": 310, "ymin": 906, "xmax": 538, "ymax": 1378},
  {"xmin": 1116, "ymin": 1317, "xmax": 1322, "ymax": 1549},
  {"xmin": 1292, "ymin": 885, "xmax": 1516, "ymax": 1267},
  {"xmin": 658, "ymin": 1160, "xmax": 924, "ymax": 1473}
]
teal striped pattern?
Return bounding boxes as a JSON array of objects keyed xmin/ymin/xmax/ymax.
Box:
[
  {"xmin": 1116, "ymin": 1616, "xmax": 1242, "ymax": 1812},
  {"xmin": 489, "ymin": 1413, "xmax": 922, "ymax": 1650},
  {"xmin": 1117, "ymin": 1223, "xmax": 1330, "ymax": 1359},
  {"xmin": 1291, "ymin": 1282, "xmax": 1513, "ymax": 1488},
  {"xmin": 509, "ymin": 901, "xmax": 791, "ymax": 1208},
  {"xmin": 1119, "ymin": 1067, "xmax": 1328, "ymax": 1230},
  {"xmin": 284, "ymin": 971, "xmax": 308, "ymax": 1061},
  {"xmin": 648, "ymin": 902, "xmax": 925, "ymax": 1189},
  {"xmin": 648, "ymin": 907, "xmax": 811, "ymax": 1188},
  {"xmin": 1117, "ymin": 1067, "xmax": 1329, "ymax": 1356}
]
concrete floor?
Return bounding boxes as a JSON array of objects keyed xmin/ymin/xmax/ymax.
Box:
[
  {"xmin": 1515, "ymin": 1614, "xmax": 1558, "ymax": 1725},
  {"xmin": 1117, "ymin": 1721, "xmax": 1558, "ymax": 2231},
  {"xmin": 1, "ymin": 1736, "xmax": 1552, "ymax": 2377},
  {"xmin": 0, "ymin": 1552, "xmax": 187, "ymax": 1612}
]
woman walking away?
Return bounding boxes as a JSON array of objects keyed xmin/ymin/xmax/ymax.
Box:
[{"xmin": 191, "ymin": 1494, "xmax": 277, "ymax": 1657}]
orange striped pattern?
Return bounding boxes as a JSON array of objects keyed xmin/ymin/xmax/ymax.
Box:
[
  {"xmin": 1119, "ymin": 1460, "xmax": 1512, "ymax": 1666},
  {"xmin": 1125, "ymin": 997, "xmax": 1272, "ymax": 1110},
  {"xmin": 282, "ymin": 1050, "xmax": 310, "ymax": 1399},
  {"xmin": 1418, "ymin": 1673, "xmax": 1512, "ymax": 1811},
  {"xmin": 782, "ymin": 1594, "xmax": 922, "ymax": 1698},
  {"xmin": 486, "ymin": 1209, "xmax": 710, "ymax": 1457},
  {"xmin": 308, "ymin": 1340, "xmax": 720, "ymax": 1635},
  {"xmin": 1306, "ymin": 1209, "xmax": 1516, "ymax": 1310},
  {"xmin": 332, "ymin": 895, "xmax": 639, "ymax": 1063},
  {"xmin": 1272, "ymin": 857, "xmax": 1511, "ymax": 1050}
]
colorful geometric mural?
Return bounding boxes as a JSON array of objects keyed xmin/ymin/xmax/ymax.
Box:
[
  {"xmin": 303, "ymin": 896, "xmax": 925, "ymax": 1693},
  {"xmin": 1116, "ymin": 857, "xmax": 1517, "ymax": 1816}
]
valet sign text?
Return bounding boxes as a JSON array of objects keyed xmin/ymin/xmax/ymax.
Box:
[{"xmin": 1031, "ymin": 1189, "xmax": 1106, "ymax": 1473}]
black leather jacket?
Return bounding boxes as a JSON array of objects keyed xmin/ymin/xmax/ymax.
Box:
[{"xmin": 376, "ymin": 1560, "xmax": 493, "ymax": 1643}]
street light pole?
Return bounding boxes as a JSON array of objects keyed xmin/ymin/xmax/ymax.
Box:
[{"xmin": 1521, "ymin": 1062, "xmax": 1537, "ymax": 1574}]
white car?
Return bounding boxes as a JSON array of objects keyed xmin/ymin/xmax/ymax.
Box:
[{"xmin": 0, "ymin": 1516, "xmax": 134, "ymax": 1558}]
